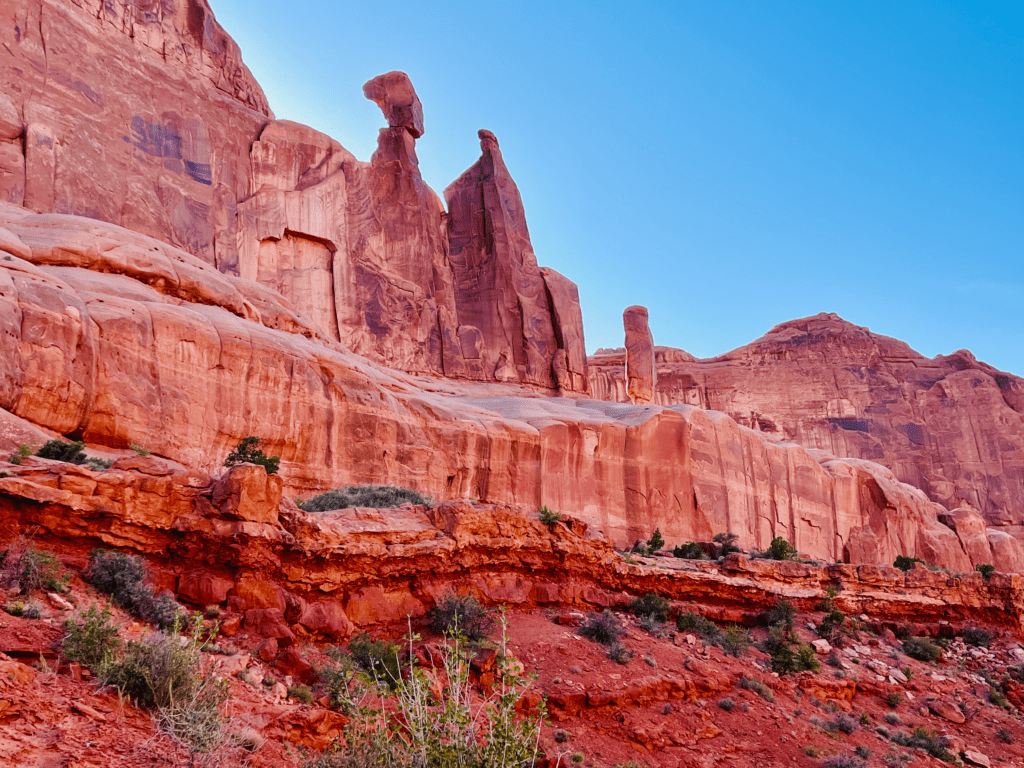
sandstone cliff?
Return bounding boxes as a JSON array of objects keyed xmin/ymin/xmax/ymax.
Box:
[{"xmin": 590, "ymin": 312, "xmax": 1024, "ymax": 540}]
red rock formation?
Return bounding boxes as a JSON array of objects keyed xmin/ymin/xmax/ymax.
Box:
[
  {"xmin": 0, "ymin": 0, "xmax": 270, "ymax": 269},
  {"xmin": 1, "ymin": 461, "xmax": 1021, "ymax": 633},
  {"xmin": 624, "ymin": 306, "xmax": 656, "ymax": 404},
  {"xmin": 589, "ymin": 313, "xmax": 1024, "ymax": 539},
  {"xmin": 445, "ymin": 130, "xmax": 586, "ymax": 391}
]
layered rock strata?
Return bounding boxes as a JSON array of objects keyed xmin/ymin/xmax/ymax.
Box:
[
  {"xmin": 3, "ymin": 207, "xmax": 1022, "ymax": 572},
  {"xmin": 590, "ymin": 312, "xmax": 1024, "ymax": 536},
  {"xmin": 0, "ymin": 461, "xmax": 1021, "ymax": 638}
]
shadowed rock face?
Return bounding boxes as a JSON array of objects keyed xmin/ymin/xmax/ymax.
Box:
[
  {"xmin": 589, "ymin": 312, "xmax": 1024, "ymax": 535},
  {"xmin": 0, "ymin": 0, "xmax": 271, "ymax": 270}
]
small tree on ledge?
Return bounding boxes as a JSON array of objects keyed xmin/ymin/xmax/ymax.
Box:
[{"xmin": 224, "ymin": 436, "xmax": 280, "ymax": 475}]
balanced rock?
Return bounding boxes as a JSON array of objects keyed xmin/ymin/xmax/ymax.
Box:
[{"xmin": 363, "ymin": 71, "xmax": 425, "ymax": 138}]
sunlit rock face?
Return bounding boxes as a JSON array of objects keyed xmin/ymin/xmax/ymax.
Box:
[{"xmin": 589, "ymin": 312, "xmax": 1024, "ymax": 538}]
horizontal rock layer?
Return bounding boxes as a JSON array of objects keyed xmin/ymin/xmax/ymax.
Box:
[{"xmin": 1, "ymin": 461, "xmax": 1021, "ymax": 638}]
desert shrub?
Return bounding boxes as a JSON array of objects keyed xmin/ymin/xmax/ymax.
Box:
[
  {"xmin": 86, "ymin": 549, "xmax": 179, "ymax": 629},
  {"xmin": 720, "ymin": 625, "xmax": 750, "ymax": 657},
  {"xmin": 645, "ymin": 528, "xmax": 665, "ymax": 554},
  {"xmin": 223, "ymin": 436, "xmax": 279, "ymax": 475},
  {"xmin": 893, "ymin": 555, "xmax": 924, "ymax": 573},
  {"xmin": 672, "ymin": 542, "xmax": 704, "ymax": 560},
  {"xmin": 855, "ymin": 746, "xmax": 871, "ymax": 759},
  {"xmin": 675, "ymin": 611, "xmax": 723, "ymax": 645},
  {"xmin": 428, "ymin": 593, "xmax": 494, "ymax": 642},
  {"xmin": 890, "ymin": 727, "xmax": 956, "ymax": 762},
  {"xmin": 902, "ymin": 636, "xmax": 941, "ymax": 663},
  {"xmin": 62, "ymin": 604, "xmax": 120, "ymax": 671},
  {"xmin": 817, "ymin": 608, "xmax": 847, "ymax": 646},
  {"xmin": 130, "ymin": 442, "xmax": 151, "ymax": 456},
  {"xmin": 638, "ymin": 614, "xmax": 667, "ymax": 637},
  {"xmin": 538, "ymin": 506, "xmax": 562, "ymax": 525},
  {"xmin": 309, "ymin": 614, "xmax": 543, "ymax": 768},
  {"xmin": 961, "ymin": 626, "xmax": 993, "ymax": 648},
  {"xmin": 553, "ymin": 730, "xmax": 570, "ymax": 744},
  {"xmin": 316, "ymin": 649, "xmax": 364, "ymax": 713},
  {"xmin": 288, "ymin": 684, "xmax": 315, "ymax": 705},
  {"xmin": 885, "ymin": 692, "xmax": 903, "ymax": 709},
  {"xmin": 579, "ymin": 610, "xmax": 624, "ymax": 646},
  {"xmin": 84, "ymin": 457, "xmax": 113, "ymax": 471},
  {"xmin": 760, "ymin": 627, "xmax": 818, "ymax": 675},
  {"xmin": 607, "ymin": 643, "xmax": 632, "ymax": 665},
  {"xmin": 822, "ymin": 757, "xmax": 866, "ymax": 768},
  {"xmin": 630, "ymin": 592, "xmax": 669, "ymax": 622},
  {"xmin": 35, "ymin": 439, "xmax": 87, "ymax": 464},
  {"xmin": 740, "ymin": 676, "xmax": 774, "ymax": 702},
  {"xmin": 718, "ymin": 697, "xmax": 735, "ymax": 711},
  {"xmin": 988, "ymin": 688, "xmax": 1009, "ymax": 709},
  {"xmin": 3, "ymin": 600, "xmax": 42, "ymax": 619},
  {"xmin": 823, "ymin": 713, "xmax": 858, "ymax": 735},
  {"xmin": 302, "ymin": 484, "xmax": 431, "ymax": 512},
  {"xmin": 976, "ymin": 563, "xmax": 995, "ymax": 579},
  {"xmin": 7, "ymin": 444, "xmax": 31, "ymax": 465},
  {"xmin": 996, "ymin": 727, "xmax": 1013, "ymax": 744},
  {"xmin": 766, "ymin": 536, "xmax": 798, "ymax": 561},
  {"xmin": 348, "ymin": 632, "xmax": 401, "ymax": 689},
  {"xmin": 713, "ymin": 532, "xmax": 740, "ymax": 557},
  {"xmin": 0, "ymin": 539, "xmax": 68, "ymax": 594},
  {"xmin": 884, "ymin": 712, "xmax": 901, "ymax": 725},
  {"xmin": 759, "ymin": 599, "xmax": 796, "ymax": 631}
]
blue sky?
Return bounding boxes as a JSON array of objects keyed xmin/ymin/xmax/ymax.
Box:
[{"xmin": 213, "ymin": 0, "xmax": 1023, "ymax": 376}]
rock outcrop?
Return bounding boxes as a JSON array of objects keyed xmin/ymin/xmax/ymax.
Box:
[
  {"xmin": 590, "ymin": 313, "xmax": 1024, "ymax": 538},
  {"xmin": 4, "ymin": 206, "xmax": 1021, "ymax": 572},
  {"xmin": 623, "ymin": 305, "xmax": 656, "ymax": 404},
  {"xmin": 0, "ymin": 0, "xmax": 271, "ymax": 269},
  {"xmin": 445, "ymin": 130, "xmax": 587, "ymax": 391},
  {"xmin": 1, "ymin": 461, "xmax": 1022, "ymax": 634}
]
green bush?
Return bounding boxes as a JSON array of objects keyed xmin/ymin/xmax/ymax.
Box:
[
  {"xmin": 223, "ymin": 436, "xmax": 280, "ymax": 475},
  {"xmin": 975, "ymin": 563, "xmax": 995, "ymax": 579},
  {"xmin": 7, "ymin": 444, "xmax": 31, "ymax": 465},
  {"xmin": 672, "ymin": 542, "xmax": 704, "ymax": 560},
  {"xmin": 760, "ymin": 627, "xmax": 818, "ymax": 675},
  {"xmin": 86, "ymin": 550, "xmax": 180, "ymax": 629},
  {"xmin": 301, "ymin": 484, "xmax": 431, "ymax": 512},
  {"xmin": 0, "ymin": 540, "xmax": 68, "ymax": 594},
  {"xmin": 348, "ymin": 632, "xmax": 401, "ymax": 689},
  {"xmin": 767, "ymin": 536, "xmax": 798, "ymax": 561},
  {"xmin": 740, "ymin": 676, "xmax": 774, "ymax": 701},
  {"xmin": 85, "ymin": 457, "xmax": 113, "ymax": 471},
  {"xmin": 130, "ymin": 442, "xmax": 151, "ymax": 457},
  {"xmin": 3, "ymin": 600, "xmax": 41, "ymax": 619},
  {"xmin": 890, "ymin": 727, "xmax": 956, "ymax": 762},
  {"xmin": 713, "ymin": 532, "xmax": 740, "ymax": 557},
  {"xmin": 675, "ymin": 611, "xmax": 724, "ymax": 645},
  {"xmin": 630, "ymin": 593, "xmax": 669, "ymax": 622},
  {"xmin": 817, "ymin": 609, "xmax": 847, "ymax": 646},
  {"xmin": 288, "ymin": 684, "xmax": 315, "ymax": 705},
  {"xmin": 962, "ymin": 626, "xmax": 993, "ymax": 647},
  {"xmin": 427, "ymin": 593, "xmax": 494, "ymax": 642},
  {"xmin": 718, "ymin": 698, "xmax": 735, "ymax": 711},
  {"xmin": 538, "ymin": 506, "xmax": 562, "ymax": 525},
  {"xmin": 308, "ymin": 614, "xmax": 543, "ymax": 768},
  {"xmin": 607, "ymin": 642, "xmax": 632, "ymax": 665},
  {"xmin": 885, "ymin": 691, "xmax": 903, "ymax": 709},
  {"xmin": 646, "ymin": 528, "xmax": 665, "ymax": 554},
  {"xmin": 36, "ymin": 439, "xmax": 87, "ymax": 464},
  {"xmin": 579, "ymin": 610, "xmax": 624, "ymax": 646},
  {"xmin": 720, "ymin": 624, "xmax": 750, "ymax": 657},
  {"xmin": 902, "ymin": 636, "xmax": 941, "ymax": 663},
  {"xmin": 759, "ymin": 599, "xmax": 796, "ymax": 631},
  {"xmin": 893, "ymin": 555, "xmax": 924, "ymax": 573},
  {"xmin": 62, "ymin": 604, "xmax": 121, "ymax": 671}
]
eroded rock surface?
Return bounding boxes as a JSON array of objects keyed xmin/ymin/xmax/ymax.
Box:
[
  {"xmin": 590, "ymin": 313, "xmax": 1024, "ymax": 537},
  {"xmin": 624, "ymin": 305, "xmax": 656, "ymax": 404}
]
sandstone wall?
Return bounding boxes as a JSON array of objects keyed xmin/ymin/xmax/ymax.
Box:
[
  {"xmin": 4, "ymin": 209, "xmax": 1021, "ymax": 572},
  {"xmin": 589, "ymin": 313, "xmax": 1024, "ymax": 534},
  {"xmin": 0, "ymin": 0, "xmax": 271, "ymax": 270}
]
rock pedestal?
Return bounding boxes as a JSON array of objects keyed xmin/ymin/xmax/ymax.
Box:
[{"xmin": 624, "ymin": 306, "xmax": 656, "ymax": 404}]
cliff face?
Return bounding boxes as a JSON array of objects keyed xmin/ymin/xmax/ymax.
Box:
[
  {"xmin": 589, "ymin": 312, "xmax": 1024, "ymax": 537},
  {"xmin": 0, "ymin": 0, "xmax": 271, "ymax": 269}
]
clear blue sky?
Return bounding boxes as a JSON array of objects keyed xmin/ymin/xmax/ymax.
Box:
[{"xmin": 213, "ymin": 0, "xmax": 1023, "ymax": 376}]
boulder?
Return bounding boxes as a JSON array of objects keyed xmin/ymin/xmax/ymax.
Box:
[{"xmin": 244, "ymin": 608, "xmax": 295, "ymax": 647}]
